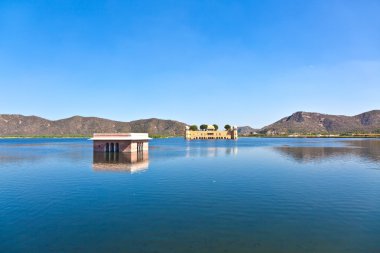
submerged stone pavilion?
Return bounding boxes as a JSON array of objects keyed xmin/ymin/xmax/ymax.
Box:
[{"xmin": 91, "ymin": 133, "xmax": 151, "ymax": 153}]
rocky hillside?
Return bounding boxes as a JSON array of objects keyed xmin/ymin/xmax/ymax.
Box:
[
  {"xmin": 238, "ymin": 126, "xmax": 259, "ymax": 136},
  {"xmin": 2, "ymin": 110, "xmax": 380, "ymax": 137},
  {"xmin": 260, "ymin": 110, "xmax": 380, "ymax": 135},
  {"xmin": 0, "ymin": 115, "xmax": 187, "ymax": 136}
]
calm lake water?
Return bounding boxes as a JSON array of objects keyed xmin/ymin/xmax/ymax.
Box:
[{"xmin": 1, "ymin": 138, "xmax": 380, "ymax": 253}]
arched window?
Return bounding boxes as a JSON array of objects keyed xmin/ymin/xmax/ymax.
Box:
[
  {"xmin": 110, "ymin": 143, "xmax": 114, "ymax": 152},
  {"xmin": 115, "ymin": 143, "xmax": 119, "ymax": 152},
  {"xmin": 105, "ymin": 143, "xmax": 109, "ymax": 152}
]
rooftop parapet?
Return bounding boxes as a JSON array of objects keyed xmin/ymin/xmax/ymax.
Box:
[{"xmin": 90, "ymin": 133, "xmax": 151, "ymax": 140}]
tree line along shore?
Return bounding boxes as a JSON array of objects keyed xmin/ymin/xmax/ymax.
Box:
[{"xmin": 1, "ymin": 133, "xmax": 380, "ymax": 139}]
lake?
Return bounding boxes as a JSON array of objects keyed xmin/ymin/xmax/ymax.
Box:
[{"xmin": 0, "ymin": 138, "xmax": 379, "ymax": 253}]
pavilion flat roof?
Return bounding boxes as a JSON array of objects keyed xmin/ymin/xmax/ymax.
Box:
[{"xmin": 90, "ymin": 133, "xmax": 151, "ymax": 141}]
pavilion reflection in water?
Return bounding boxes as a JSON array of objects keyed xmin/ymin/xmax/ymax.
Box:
[{"xmin": 92, "ymin": 151, "xmax": 149, "ymax": 173}]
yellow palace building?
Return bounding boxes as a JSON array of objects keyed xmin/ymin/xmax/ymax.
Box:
[{"xmin": 185, "ymin": 125, "xmax": 238, "ymax": 140}]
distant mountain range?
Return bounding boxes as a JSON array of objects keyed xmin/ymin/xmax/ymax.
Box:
[
  {"xmin": 259, "ymin": 110, "xmax": 380, "ymax": 135},
  {"xmin": 237, "ymin": 126, "xmax": 259, "ymax": 135},
  {"xmin": 0, "ymin": 115, "xmax": 186, "ymax": 136},
  {"xmin": 1, "ymin": 110, "xmax": 379, "ymax": 137}
]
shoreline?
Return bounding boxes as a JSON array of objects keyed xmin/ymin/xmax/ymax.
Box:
[
  {"xmin": 0, "ymin": 136, "xmax": 90, "ymax": 139},
  {"xmin": 0, "ymin": 135, "xmax": 178, "ymax": 139},
  {"xmin": 1, "ymin": 135, "xmax": 379, "ymax": 139},
  {"xmin": 241, "ymin": 135, "xmax": 380, "ymax": 138}
]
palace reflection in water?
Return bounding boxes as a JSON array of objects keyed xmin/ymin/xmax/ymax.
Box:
[
  {"xmin": 184, "ymin": 145, "xmax": 238, "ymax": 158},
  {"xmin": 93, "ymin": 151, "xmax": 149, "ymax": 173}
]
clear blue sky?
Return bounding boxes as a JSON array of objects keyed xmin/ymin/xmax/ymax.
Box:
[{"xmin": 0, "ymin": 0, "xmax": 379, "ymax": 128}]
